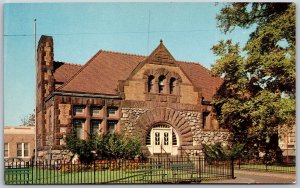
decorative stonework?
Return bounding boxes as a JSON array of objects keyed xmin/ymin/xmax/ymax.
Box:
[
  {"xmin": 37, "ymin": 149, "xmax": 73, "ymax": 161},
  {"xmin": 121, "ymin": 107, "xmax": 231, "ymax": 156},
  {"xmin": 58, "ymin": 104, "xmax": 71, "ymax": 125}
]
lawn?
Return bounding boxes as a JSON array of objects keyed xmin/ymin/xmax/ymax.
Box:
[
  {"xmin": 5, "ymin": 167, "xmax": 231, "ymax": 184},
  {"xmin": 235, "ymin": 164, "xmax": 296, "ymax": 173}
]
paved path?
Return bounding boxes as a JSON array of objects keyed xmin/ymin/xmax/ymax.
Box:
[{"xmin": 204, "ymin": 170, "xmax": 296, "ymax": 184}]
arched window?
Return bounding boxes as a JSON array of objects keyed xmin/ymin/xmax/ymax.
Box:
[
  {"xmin": 169, "ymin": 77, "xmax": 176, "ymax": 94},
  {"xmin": 158, "ymin": 75, "xmax": 166, "ymax": 93},
  {"xmin": 147, "ymin": 75, "xmax": 154, "ymax": 92}
]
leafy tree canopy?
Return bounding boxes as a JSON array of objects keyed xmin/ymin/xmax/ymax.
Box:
[
  {"xmin": 21, "ymin": 113, "xmax": 35, "ymax": 126},
  {"xmin": 211, "ymin": 3, "xmax": 295, "ymax": 153}
]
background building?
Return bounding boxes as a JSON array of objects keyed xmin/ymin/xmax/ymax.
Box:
[
  {"xmin": 4, "ymin": 126, "xmax": 35, "ymax": 161},
  {"xmin": 278, "ymin": 124, "xmax": 296, "ymax": 162},
  {"xmin": 36, "ymin": 35, "xmax": 231, "ymax": 160}
]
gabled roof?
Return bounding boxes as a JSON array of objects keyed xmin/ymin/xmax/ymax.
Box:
[
  {"xmin": 54, "ymin": 61, "xmax": 83, "ymax": 83},
  {"xmin": 56, "ymin": 46, "xmax": 222, "ymax": 101},
  {"xmin": 57, "ymin": 50, "xmax": 146, "ymax": 95},
  {"xmin": 178, "ymin": 61, "xmax": 223, "ymax": 101}
]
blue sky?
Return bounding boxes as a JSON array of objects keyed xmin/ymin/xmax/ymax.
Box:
[{"xmin": 4, "ymin": 3, "xmax": 253, "ymax": 125}]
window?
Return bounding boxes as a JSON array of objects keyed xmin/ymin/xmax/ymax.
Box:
[
  {"xmin": 73, "ymin": 119, "xmax": 85, "ymax": 139},
  {"xmin": 91, "ymin": 106, "xmax": 102, "ymax": 116},
  {"xmin": 172, "ymin": 131, "xmax": 178, "ymax": 145},
  {"xmin": 4, "ymin": 143, "xmax": 9, "ymax": 158},
  {"xmin": 158, "ymin": 75, "xmax": 166, "ymax": 93},
  {"xmin": 146, "ymin": 131, "xmax": 151, "ymax": 145},
  {"xmin": 155, "ymin": 132, "xmax": 160, "ymax": 145},
  {"xmin": 164, "ymin": 132, "xmax": 169, "ymax": 145},
  {"xmin": 90, "ymin": 120, "xmax": 101, "ymax": 135},
  {"xmin": 17, "ymin": 143, "xmax": 29, "ymax": 158},
  {"xmin": 203, "ymin": 112, "xmax": 210, "ymax": 128},
  {"xmin": 73, "ymin": 106, "xmax": 85, "ymax": 116},
  {"xmin": 170, "ymin": 77, "xmax": 176, "ymax": 94},
  {"xmin": 107, "ymin": 107, "xmax": 118, "ymax": 116},
  {"xmin": 147, "ymin": 75, "xmax": 155, "ymax": 92},
  {"xmin": 107, "ymin": 120, "xmax": 118, "ymax": 134}
]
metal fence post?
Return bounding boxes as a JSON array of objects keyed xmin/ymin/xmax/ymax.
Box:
[
  {"xmin": 94, "ymin": 159, "xmax": 96, "ymax": 184},
  {"xmin": 231, "ymin": 158, "xmax": 235, "ymax": 179}
]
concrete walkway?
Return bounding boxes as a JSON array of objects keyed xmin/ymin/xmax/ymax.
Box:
[{"xmin": 204, "ymin": 170, "xmax": 296, "ymax": 184}]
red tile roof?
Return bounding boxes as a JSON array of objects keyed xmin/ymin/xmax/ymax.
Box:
[
  {"xmin": 53, "ymin": 61, "xmax": 82, "ymax": 83},
  {"xmin": 177, "ymin": 61, "xmax": 223, "ymax": 101},
  {"xmin": 57, "ymin": 50, "xmax": 146, "ymax": 95},
  {"xmin": 56, "ymin": 50, "xmax": 222, "ymax": 101}
]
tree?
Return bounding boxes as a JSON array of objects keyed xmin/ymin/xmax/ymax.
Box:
[
  {"xmin": 211, "ymin": 3, "xmax": 295, "ymax": 159},
  {"xmin": 21, "ymin": 113, "xmax": 35, "ymax": 126}
]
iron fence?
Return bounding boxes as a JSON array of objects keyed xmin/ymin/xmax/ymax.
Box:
[
  {"xmin": 4, "ymin": 157, "xmax": 234, "ymax": 184},
  {"xmin": 235, "ymin": 156, "xmax": 296, "ymax": 173}
]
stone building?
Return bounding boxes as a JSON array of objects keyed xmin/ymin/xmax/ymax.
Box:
[
  {"xmin": 4, "ymin": 126, "xmax": 35, "ymax": 161},
  {"xmin": 36, "ymin": 35, "xmax": 230, "ymax": 160}
]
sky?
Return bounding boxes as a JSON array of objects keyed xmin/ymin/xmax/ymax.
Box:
[{"xmin": 4, "ymin": 2, "xmax": 254, "ymax": 126}]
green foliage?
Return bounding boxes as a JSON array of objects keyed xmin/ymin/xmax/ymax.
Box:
[
  {"xmin": 101, "ymin": 133, "xmax": 142, "ymax": 159},
  {"xmin": 21, "ymin": 113, "xmax": 35, "ymax": 126},
  {"xmin": 64, "ymin": 132, "xmax": 100, "ymax": 164},
  {"xmin": 202, "ymin": 143, "xmax": 245, "ymax": 161},
  {"xmin": 211, "ymin": 3, "xmax": 295, "ymax": 158},
  {"xmin": 65, "ymin": 132, "xmax": 142, "ymax": 163}
]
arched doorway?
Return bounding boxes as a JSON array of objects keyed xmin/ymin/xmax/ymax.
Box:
[{"xmin": 145, "ymin": 123, "xmax": 179, "ymax": 156}]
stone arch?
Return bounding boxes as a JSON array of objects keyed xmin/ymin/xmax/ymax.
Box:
[
  {"xmin": 133, "ymin": 107, "xmax": 193, "ymax": 146},
  {"xmin": 143, "ymin": 68, "xmax": 182, "ymax": 82},
  {"xmin": 142, "ymin": 69, "xmax": 156, "ymax": 79},
  {"xmin": 168, "ymin": 72, "xmax": 182, "ymax": 83}
]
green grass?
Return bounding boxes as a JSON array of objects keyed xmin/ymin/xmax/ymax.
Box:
[
  {"xmin": 235, "ymin": 164, "xmax": 296, "ymax": 173},
  {"xmin": 5, "ymin": 167, "xmax": 229, "ymax": 184}
]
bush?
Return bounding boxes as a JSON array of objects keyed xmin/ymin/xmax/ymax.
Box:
[
  {"xmin": 64, "ymin": 132, "xmax": 142, "ymax": 164},
  {"xmin": 202, "ymin": 142, "xmax": 245, "ymax": 162}
]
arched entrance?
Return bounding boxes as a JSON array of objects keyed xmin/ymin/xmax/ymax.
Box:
[{"xmin": 146, "ymin": 123, "xmax": 179, "ymax": 156}]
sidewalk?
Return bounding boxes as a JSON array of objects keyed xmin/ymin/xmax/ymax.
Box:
[
  {"xmin": 203, "ymin": 177, "xmax": 256, "ymax": 184},
  {"xmin": 203, "ymin": 170, "xmax": 296, "ymax": 184}
]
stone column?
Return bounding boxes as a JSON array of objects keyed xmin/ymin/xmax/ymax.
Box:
[
  {"xmin": 84, "ymin": 105, "xmax": 91, "ymax": 139},
  {"xmin": 165, "ymin": 81, "xmax": 170, "ymax": 94}
]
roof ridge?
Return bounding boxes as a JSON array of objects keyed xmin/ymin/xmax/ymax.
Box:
[
  {"xmin": 56, "ymin": 50, "xmax": 103, "ymax": 91},
  {"xmin": 54, "ymin": 61, "xmax": 83, "ymax": 67},
  {"xmin": 101, "ymin": 49, "xmax": 147, "ymax": 58},
  {"xmin": 177, "ymin": 60, "xmax": 211, "ymax": 72}
]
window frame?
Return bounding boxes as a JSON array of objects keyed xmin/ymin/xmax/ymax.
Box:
[
  {"xmin": 73, "ymin": 119, "xmax": 85, "ymax": 139},
  {"xmin": 202, "ymin": 112, "xmax": 210, "ymax": 129},
  {"xmin": 73, "ymin": 106, "xmax": 85, "ymax": 116},
  {"xmin": 158, "ymin": 75, "xmax": 166, "ymax": 93},
  {"xmin": 4, "ymin": 143, "xmax": 9, "ymax": 158},
  {"xmin": 147, "ymin": 75, "xmax": 155, "ymax": 93},
  {"xmin": 107, "ymin": 107, "xmax": 118, "ymax": 117},
  {"xmin": 90, "ymin": 120, "xmax": 101, "ymax": 135},
  {"xmin": 90, "ymin": 106, "xmax": 102, "ymax": 116},
  {"xmin": 107, "ymin": 120, "xmax": 118, "ymax": 134},
  {"xmin": 169, "ymin": 77, "xmax": 176, "ymax": 94},
  {"xmin": 16, "ymin": 143, "xmax": 29, "ymax": 158}
]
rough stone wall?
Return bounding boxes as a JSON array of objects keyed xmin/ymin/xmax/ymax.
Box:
[
  {"xmin": 120, "ymin": 107, "xmax": 231, "ymax": 156},
  {"xmin": 121, "ymin": 107, "xmax": 147, "ymax": 135}
]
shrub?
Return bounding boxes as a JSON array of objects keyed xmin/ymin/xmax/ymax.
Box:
[
  {"xmin": 202, "ymin": 142, "xmax": 245, "ymax": 162},
  {"xmin": 64, "ymin": 132, "xmax": 142, "ymax": 164}
]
